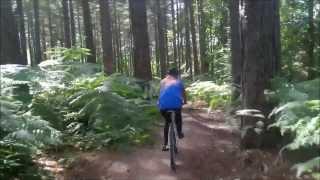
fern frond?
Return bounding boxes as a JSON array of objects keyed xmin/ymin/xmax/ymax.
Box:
[{"xmin": 292, "ymin": 157, "xmax": 320, "ymax": 178}]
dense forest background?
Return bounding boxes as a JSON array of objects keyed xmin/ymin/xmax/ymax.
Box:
[
  {"xmin": 2, "ymin": 0, "xmax": 318, "ymax": 81},
  {"xmin": 0, "ymin": 0, "xmax": 320, "ymax": 179}
]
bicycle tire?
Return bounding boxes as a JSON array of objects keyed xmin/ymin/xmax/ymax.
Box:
[{"xmin": 169, "ymin": 124, "xmax": 176, "ymax": 171}]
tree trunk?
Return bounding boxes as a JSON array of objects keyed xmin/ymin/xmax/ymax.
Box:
[
  {"xmin": 156, "ymin": 0, "xmax": 167, "ymax": 78},
  {"xmin": 240, "ymin": 1, "xmax": 281, "ymax": 150},
  {"xmin": 33, "ymin": 0, "xmax": 42, "ymax": 64},
  {"xmin": 81, "ymin": 0, "xmax": 96, "ymax": 63},
  {"xmin": 100, "ymin": 0, "xmax": 114, "ymax": 75},
  {"xmin": 94, "ymin": 9, "xmax": 101, "ymax": 61},
  {"xmin": 27, "ymin": 8, "xmax": 34, "ymax": 65},
  {"xmin": 47, "ymin": 0, "xmax": 55, "ymax": 48},
  {"xmin": 189, "ymin": 0, "xmax": 199, "ymax": 75},
  {"xmin": 16, "ymin": 0, "xmax": 28, "ymax": 64},
  {"xmin": 307, "ymin": 0, "xmax": 315, "ymax": 79},
  {"xmin": 154, "ymin": 10, "xmax": 160, "ymax": 76},
  {"xmin": 117, "ymin": 17, "xmax": 123, "ymax": 72},
  {"xmin": 0, "ymin": 0, "xmax": 22, "ymax": 64},
  {"xmin": 69, "ymin": 0, "xmax": 76, "ymax": 46},
  {"xmin": 230, "ymin": 0, "xmax": 242, "ymax": 100},
  {"xmin": 317, "ymin": 1, "xmax": 320, "ymax": 76},
  {"xmin": 164, "ymin": 1, "xmax": 169, "ymax": 70},
  {"xmin": 129, "ymin": 0, "xmax": 152, "ymax": 80},
  {"xmin": 177, "ymin": 0, "xmax": 183, "ymax": 71},
  {"xmin": 240, "ymin": 0, "xmax": 280, "ymax": 128},
  {"xmin": 197, "ymin": 0, "xmax": 208, "ymax": 73},
  {"xmin": 41, "ymin": 21, "xmax": 47, "ymax": 60},
  {"xmin": 219, "ymin": 1, "xmax": 229, "ymax": 46},
  {"xmin": 76, "ymin": 1, "xmax": 83, "ymax": 48},
  {"xmin": 274, "ymin": 0, "xmax": 281, "ymax": 76},
  {"xmin": 184, "ymin": 0, "xmax": 192, "ymax": 77},
  {"xmin": 112, "ymin": 0, "xmax": 123, "ymax": 73},
  {"xmin": 170, "ymin": 0, "xmax": 178, "ymax": 67},
  {"xmin": 112, "ymin": 0, "xmax": 118, "ymax": 71},
  {"xmin": 62, "ymin": 0, "xmax": 71, "ymax": 48}
]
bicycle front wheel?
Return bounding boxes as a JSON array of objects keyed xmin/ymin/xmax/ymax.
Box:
[{"xmin": 169, "ymin": 124, "xmax": 176, "ymax": 171}]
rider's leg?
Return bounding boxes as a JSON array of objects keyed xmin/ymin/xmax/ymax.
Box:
[
  {"xmin": 175, "ymin": 109, "xmax": 184, "ymax": 138},
  {"xmin": 161, "ymin": 111, "xmax": 171, "ymax": 150}
]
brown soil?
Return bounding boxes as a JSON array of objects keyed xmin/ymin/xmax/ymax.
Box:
[{"xmin": 53, "ymin": 109, "xmax": 308, "ymax": 180}]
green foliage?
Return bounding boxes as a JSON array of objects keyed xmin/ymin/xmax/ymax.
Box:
[
  {"xmin": 270, "ymin": 77, "xmax": 320, "ymax": 103},
  {"xmin": 1, "ymin": 60, "xmax": 160, "ymax": 177},
  {"xmin": 186, "ymin": 81, "xmax": 231, "ymax": 109},
  {"xmin": 106, "ymin": 74, "xmax": 144, "ymax": 99},
  {"xmin": 1, "ymin": 62, "xmax": 101, "ymax": 99},
  {"xmin": 38, "ymin": 60, "xmax": 102, "ymax": 79},
  {"xmin": 269, "ymin": 78, "xmax": 320, "ymax": 177},
  {"xmin": 0, "ymin": 60, "xmax": 101, "ymax": 178},
  {"xmin": 292, "ymin": 157, "xmax": 320, "ymax": 178},
  {"xmin": 209, "ymin": 96, "xmax": 230, "ymax": 109},
  {"xmin": 1, "ymin": 65, "xmax": 43, "ymax": 99},
  {"xmin": 30, "ymin": 90, "xmax": 66, "ymax": 129},
  {"xmin": 0, "ymin": 97, "xmax": 61, "ymax": 148},
  {"xmin": 270, "ymin": 101, "xmax": 319, "ymax": 148},
  {"xmin": 199, "ymin": 0, "xmax": 231, "ymax": 83},
  {"xmin": 0, "ymin": 61, "xmax": 100, "ymax": 99},
  {"xmin": 280, "ymin": 0, "xmax": 320, "ymax": 80},
  {"xmin": 30, "ymin": 73, "xmax": 159, "ymax": 150},
  {"xmin": 208, "ymin": 47, "xmax": 231, "ymax": 84},
  {"xmin": 0, "ymin": 140, "xmax": 41, "ymax": 179},
  {"xmin": 31, "ymin": 74, "xmax": 108, "ymax": 129},
  {"xmin": 103, "ymin": 74, "xmax": 160, "ymax": 100},
  {"xmin": 45, "ymin": 47, "xmax": 91, "ymax": 62},
  {"xmin": 0, "ymin": 97, "xmax": 61, "ymax": 179}
]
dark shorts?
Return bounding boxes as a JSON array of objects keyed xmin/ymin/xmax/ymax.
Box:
[{"xmin": 160, "ymin": 109, "xmax": 182, "ymax": 145}]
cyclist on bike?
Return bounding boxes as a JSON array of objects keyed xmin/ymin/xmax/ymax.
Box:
[{"xmin": 158, "ymin": 68, "xmax": 187, "ymax": 151}]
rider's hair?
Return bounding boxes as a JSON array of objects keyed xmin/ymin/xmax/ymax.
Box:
[{"xmin": 167, "ymin": 68, "xmax": 179, "ymax": 78}]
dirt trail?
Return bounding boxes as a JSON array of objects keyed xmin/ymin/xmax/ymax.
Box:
[{"xmin": 60, "ymin": 110, "xmax": 299, "ymax": 180}]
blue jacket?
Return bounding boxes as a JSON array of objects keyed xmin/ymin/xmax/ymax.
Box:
[{"xmin": 158, "ymin": 77, "xmax": 184, "ymax": 110}]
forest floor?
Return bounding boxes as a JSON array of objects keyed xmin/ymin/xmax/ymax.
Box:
[{"xmin": 43, "ymin": 109, "xmax": 305, "ymax": 180}]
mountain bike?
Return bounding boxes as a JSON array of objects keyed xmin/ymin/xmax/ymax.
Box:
[{"xmin": 168, "ymin": 110, "xmax": 178, "ymax": 171}]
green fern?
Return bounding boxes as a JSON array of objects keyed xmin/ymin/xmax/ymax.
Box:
[
  {"xmin": 0, "ymin": 61, "xmax": 160, "ymax": 177},
  {"xmin": 0, "ymin": 140, "xmax": 42, "ymax": 179},
  {"xmin": 269, "ymin": 78, "xmax": 320, "ymax": 177},
  {"xmin": 0, "ymin": 97, "xmax": 60, "ymax": 179},
  {"xmin": 45, "ymin": 47, "xmax": 91, "ymax": 62},
  {"xmin": 292, "ymin": 157, "xmax": 320, "ymax": 178},
  {"xmin": 1, "ymin": 97, "xmax": 61, "ymax": 148},
  {"xmin": 30, "ymin": 74, "xmax": 158, "ymax": 150},
  {"xmin": 186, "ymin": 81, "xmax": 231, "ymax": 108},
  {"xmin": 106, "ymin": 74, "xmax": 144, "ymax": 99},
  {"xmin": 285, "ymin": 115, "xmax": 320, "ymax": 150},
  {"xmin": 1, "ymin": 61, "xmax": 102, "ymax": 99},
  {"xmin": 270, "ymin": 78, "xmax": 320, "ymax": 103}
]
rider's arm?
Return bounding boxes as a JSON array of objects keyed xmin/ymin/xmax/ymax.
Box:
[
  {"xmin": 183, "ymin": 88, "xmax": 187, "ymax": 104},
  {"xmin": 182, "ymin": 84, "xmax": 187, "ymax": 104},
  {"xmin": 158, "ymin": 80, "xmax": 165, "ymax": 105},
  {"xmin": 160, "ymin": 79, "xmax": 165, "ymax": 91}
]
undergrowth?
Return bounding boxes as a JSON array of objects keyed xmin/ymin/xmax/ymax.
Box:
[
  {"xmin": 0, "ymin": 57, "xmax": 160, "ymax": 178},
  {"xmin": 0, "ymin": 96, "xmax": 60, "ymax": 179},
  {"xmin": 186, "ymin": 80, "xmax": 231, "ymax": 109},
  {"xmin": 31, "ymin": 74, "xmax": 159, "ymax": 150},
  {"xmin": 268, "ymin": 78, "xmax": 320, "ymax": 178}
]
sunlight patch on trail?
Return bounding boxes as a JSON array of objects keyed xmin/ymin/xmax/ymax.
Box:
[
  {"xmin": 160, "ymin": 158, "xmax": 183, "ymax": 167},
  {"xmin": 108, "ymin": 161, "xmax": 129, "ymax": 173},
  {"xmin": 151, "ymin": 175, "xmax": 177, "ymax": 180},
  {"xmin": 138, "ymin": 159, "xmax": 160, "ymax": 171}
]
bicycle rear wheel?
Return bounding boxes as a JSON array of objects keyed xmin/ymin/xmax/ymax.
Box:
[{"xmin": 169, "ymin": 124, "xmax": 176, "ymax": 171}]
